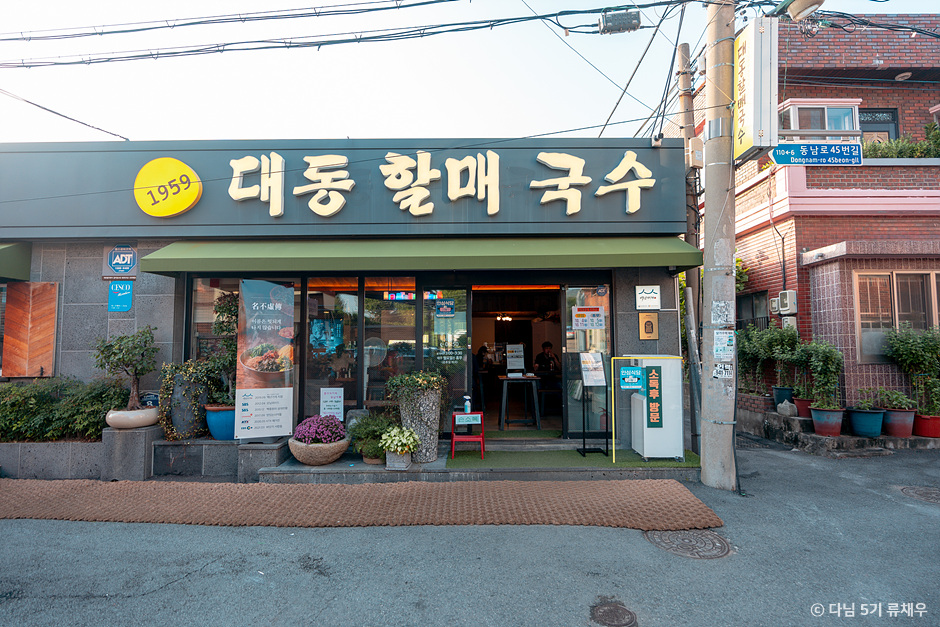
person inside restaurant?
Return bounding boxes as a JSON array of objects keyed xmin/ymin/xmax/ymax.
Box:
[{"xmin": 534, "ymin": 341, "xmax": 560, "ymax": 373}]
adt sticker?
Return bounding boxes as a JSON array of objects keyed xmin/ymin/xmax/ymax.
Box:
[
  {"xmin": 108, "ymin": 281, "xmax": 133, "ymax": 312},
  {"xmin": 108, "ymin": 244, "xmax": 137, "ymax": 274}
]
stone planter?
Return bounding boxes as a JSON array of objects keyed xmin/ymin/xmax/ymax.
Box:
[
  {"xmin": 398, "ymin": 388, "xmax": 441, "ymax": 463},
  {"xmin": 385, "ymin": 450, "xmax": 412, "ymax": 471},
  {"xmin": 105, "ymin": 407, "xmax": 159, "ymax": 429},
  {"xmin": 288, "ymin": 437, "xmax": 350, "ymax": 466},
  {"xmin": 169, "ymin": 374, "xmax": 207, "ymax": 437}
]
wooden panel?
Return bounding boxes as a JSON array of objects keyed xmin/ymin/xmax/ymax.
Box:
[{"xmin": 2, "ymin": 282, "xmax": 58, "ymax": 377}]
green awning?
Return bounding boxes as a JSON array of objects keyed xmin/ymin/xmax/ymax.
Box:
[
  {"xmin": 140, "ymin": 237, "xmax": 702, "ymax": 276},
  {"xmin": 0, "ymin": 242, "xmax": 32, "ymax": 281}
]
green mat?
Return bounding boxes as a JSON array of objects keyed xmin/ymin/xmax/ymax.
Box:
[
  {"xmin": 445, "ymin": 449, "xmax": 701, "ymax": 469},
  {"xmin": 484, "ymin": 429, "xmax": 562, "ymax": 439}
]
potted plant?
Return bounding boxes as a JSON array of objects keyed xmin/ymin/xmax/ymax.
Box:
[
  {"xmin": 790, "ymin": 343, "xmax": 813, "ymax": 418},
  {"xmin": 288, "ymin": 414, "xmax": 349, "ymax": 465},
  {"xmin": 386, "ymin": 370, "xmax": 447, "ymax": 463},
  {"xmin": 347, "ymin": 411, "xmax": 398, "ymax": 464},
  {"xmin": 848, "ymin": 388, "xmax": 885, "ymax": 438},
  {"xmin": 205, "ymin": 291, "xmax": 239, "ymax": 440},
  {"xmin": 380, "ymin": 425, "xmax": 421, "ymax": 471},
  {"xmin": 913, "ymin": 377, "xmax": 940, "ymax": 438},
  {"xmin": 875, "ymin": 386, "xmax": 917, "ymax": 438},
  {"xmin": 157, "ymin": 359, "xmax": 215, "ymax": 440},
  {"xmin": 806, "ymin": 339, "xmax": 844, "ymax": 437},
  {"xmin": 93, "ymin": 326, "xmax": 160, "ymax": 429},
  {"xmin": 766, "ymin": 324, "xmax": 801, "ymax": 406}
]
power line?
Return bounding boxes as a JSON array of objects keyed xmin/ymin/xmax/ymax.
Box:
[
  {"xmin": 0, "ymin": 2, "xmax": 707, "ymax": 69},
  {"xmin": 0, "ymin": 0, "xmax": 460, "ymax": 43},
  {"xmin": 0, "ymin": 87, "xmax": 128, "ymax": 140},
  {"xmin": 654, "ymin": 3, "xmax": 685, "ymax": 139}
]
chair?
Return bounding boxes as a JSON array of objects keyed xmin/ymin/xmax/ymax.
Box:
[{"xmin": 451, "ymin": 411, "xmax": 485, "ymax": 459}]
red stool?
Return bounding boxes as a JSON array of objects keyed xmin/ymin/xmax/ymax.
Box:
[{"xmin": 451, "ymin": 411, "xmax": 485, "ymax": 459}]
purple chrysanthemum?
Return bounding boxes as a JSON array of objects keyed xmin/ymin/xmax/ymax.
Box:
[{"xmin": 293, "ymin": 414, "xmax": 346, "ymax": 444}]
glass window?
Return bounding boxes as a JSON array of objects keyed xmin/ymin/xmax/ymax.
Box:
[
  {"xmin": 423, "ymin": 289, "xmax": 469, "ymax": 421},
  {"xmin": 797, "ymin": 107, "xmax": 825, "ymax": 130},
  {"xmin": 306, "ymin": 278, "xmax": 359, "ymax": 417},
  {"xmin": 779, "ymin": 108, "xmax": 791, "ymax": 131},
  {"xmin": 564, "ymin": 286, "xmax": 611, "ymax": 436},
  {"xmin": 363, "ymin": 277, "xmax": 416, "ymax": 409},
  {"xmin": 192, "ymin": 278, "xmax": 241, "ymax": 361},
  {"xmin": 896, "ymin": 274, "xmax": 930, "ymax": 330},
  {"xmin": 857, "ymin": 274, "xmax": 893, "ymax": 363},
  {"xmin": 860, "ymin": 108, "xmax": 898, "ymax": 142}
]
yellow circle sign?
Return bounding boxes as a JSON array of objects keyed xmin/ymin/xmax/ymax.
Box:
[{"xmin": 134, "ymin": 157, "xmax": 203, "ymax": 217}]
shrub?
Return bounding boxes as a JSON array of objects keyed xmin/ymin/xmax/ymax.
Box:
[
  {"xmin": 0, "ymin": 377, "xmax": 128, "ymax": 442},
  {"xmin": 348, "ymin": 411, "xmax": 398, "ymax": 459},
  {"xmin": 293, "ymin": 414, "xmax": 346, "ymax": 444}
]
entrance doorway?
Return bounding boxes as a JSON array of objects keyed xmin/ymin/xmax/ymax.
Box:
[{"xmin": 470, "ymin": 285, "xmax": 564, "ymax": 434}]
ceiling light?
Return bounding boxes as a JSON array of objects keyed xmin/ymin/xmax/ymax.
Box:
[{"xmin": 894, "ymin": 71, "xmax": 912, "ymax": 81}]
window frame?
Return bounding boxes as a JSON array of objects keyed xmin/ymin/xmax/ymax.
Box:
[
  {"xmin": 777, "ymin": 98, "xmax": 862, "ymax": 143},
  {"xmin": 853, "ymin": 270, "xmax": 940, "ymax": 364}
]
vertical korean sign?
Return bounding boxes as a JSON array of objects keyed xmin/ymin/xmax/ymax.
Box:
[
  {"xmin": 235, "ymin": 280, "xmax": 296, "ymax": 439},
  {"xmin": 645, "ymin": 366, "xmax": 663, "ymax": 428}
]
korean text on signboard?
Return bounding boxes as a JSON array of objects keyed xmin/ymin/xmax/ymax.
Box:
[{"xmin": 646, "ymin": 365, "xmax": 663, "ymax": 428}]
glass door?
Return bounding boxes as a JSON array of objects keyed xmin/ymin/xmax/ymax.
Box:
[
  {"xmin": 563, "ymin": 285, "xmax": 611, "ymax": 436},
  {"xmin": 422, "ymin": 288, "xmax": 470, "ymax": 433}
]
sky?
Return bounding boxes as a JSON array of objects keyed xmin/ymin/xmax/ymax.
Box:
[{"xmin": 0, "ymin": 0, "xmax": 929, "ymax": 144}]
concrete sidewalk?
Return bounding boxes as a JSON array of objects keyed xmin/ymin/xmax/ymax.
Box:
[{"xmin": 0, "ymin": 439, "xmax": 938, "ymax": 627}]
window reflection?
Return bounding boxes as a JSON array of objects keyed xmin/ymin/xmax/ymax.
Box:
[
  {"xmin": 306, "ymin": 278, "xmax": 359, "ymax": 417},
  {"xmin": 363, "ymin": 277, "xmax": 416, "ymax": 409}
]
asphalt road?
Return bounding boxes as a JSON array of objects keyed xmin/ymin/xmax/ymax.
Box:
[{"xmin": 1, "ymin": 442, "xmax": 938, "ymax": 627}]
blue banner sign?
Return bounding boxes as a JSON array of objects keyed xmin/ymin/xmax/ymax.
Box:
[
  {"xmin": 108, "ymin": 281, "xmax": 133, "ymax": 312},
  {"xmin": 771, "ymin": 142, "xmax": 862, "ymax": 166},
  {"xmin": 619, "ymin": 366, "xmax": 645, "ymax": 390}
]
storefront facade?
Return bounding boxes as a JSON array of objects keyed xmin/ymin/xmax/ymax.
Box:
[{"xmin": 0, "ymin": 137, "xmax": 700, "ymax": 443}]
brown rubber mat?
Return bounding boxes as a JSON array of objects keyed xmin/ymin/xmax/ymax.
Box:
[{"xmin": 0, "ymin": 478, "xmax": 722, "ymax": 531}]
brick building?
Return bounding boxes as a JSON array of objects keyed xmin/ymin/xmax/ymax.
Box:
[{"xmin": 683, "ymin": 14, "xmax": 940, "ymax": 406}]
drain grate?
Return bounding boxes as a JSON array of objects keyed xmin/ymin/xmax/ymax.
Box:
[
  {"xmin": 644, "ymin": 529, "xmax": 731, "ymax": 559},
  {"xmin": 590, "ymin": 598, "xmax": 638, "ymax": 627},
  {"xmin": 900, "ymin": 486, "xmax": 940, "ymax": 505}
]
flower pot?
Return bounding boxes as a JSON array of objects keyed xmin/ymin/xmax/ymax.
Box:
[
  {"xmin": 105, "ymin": 407, "xmax": 159, "ymax": 429},
  {"xmin": 398, "ymin": 388, "xmax": 441, "ymax": 463},
  {"xmin": 772, "ymin": 386, "xmax": 794, "ymax": 407},
  {"xmin": 385, "ymin": 450, "xmax": 412, "ymax": 471},
  {"xmin": 362, "ymin": 455, "xmax": 384, "ymax": 465},
  {"xmin": 288, "ymin": 437, "xmax": 350, "ymax": 466},
  {"xmin": 913, "ymin": 414, "xmax": 940, "ymax": 438},
  {"xmin": 810, "ymin": 407, "xmax": 844, "ymax": 437},
  {"xmin": 883, "ymin": 409, "xmax": 915, "ymax": 438},
  {"xmin": 792, "ymin": 398, "xmax": 812, "ymax": 419},
  {"xmin": 205, "ymin": 405, "xmax": 236, "ymax": 440},
  {"xmin": 847, "ymin": 408, "xmax": 884, "ymax": 438}
]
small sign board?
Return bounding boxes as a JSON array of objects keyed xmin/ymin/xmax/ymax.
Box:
[
  {"xmin": 435, "ymin": 298, "xmax": 455, "ymax": 318},
  {"xmin": 139, "ymin": 392, "xmax": 159, "ymax": 407},
  {"xmin": 620, "ymin": 366, "xmax": 645, "ymax": 390},
  {"xmin": 108, "ymin": 281, "xmax": 133, "ymax": 312},
  {"xmin": 454, "ymin": 412, "xmax": 482, "ymax": 425},
  {"xmin": 506, "ymin": 344, "xmax": 526, "ymax": 370},
  {"xmin": 579, "ymin": 352, "xmax": 607, "ymax": 387},
  {"xmin": 771, "ymin": 142, "xmax": 862, "ymax": 166},
  {"xmin": 639, "ymin": 312, "xmax": 659, "ymax": 340},
  {"xmin": 320, "ymin": 388, "xmax": 344, "ymax": 421},
  {"xmin": 572, "ymin": 306, "xmax": 605, "ymax": 329},
  {"xmin": 102, "ymin": 243, "xmax": 139, "ymax": 280},
  {"xmin": 635, "ymin": 286, "xmax": 661, "ymax": 310}
]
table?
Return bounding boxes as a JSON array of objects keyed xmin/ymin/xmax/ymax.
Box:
[{"xmin": 498, "ymin": 375, "xmax": 542, "ymax": 430}]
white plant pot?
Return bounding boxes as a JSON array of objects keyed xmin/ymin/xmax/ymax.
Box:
[
  {"xmin": 105, "ymin": 407, "xmax": 159, "ymax": 429},
  {"xmin": 385, "ymin": 450, "xmax": 412, "ymax": 471}
]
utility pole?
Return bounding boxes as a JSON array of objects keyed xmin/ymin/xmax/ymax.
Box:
[
  {"xmin": 678, "ymin": 42, "xmax": 702, "ymax": 454},
  {"xmin": 700, "ymin": 0, "xmax": 737, "ymax": 490}
]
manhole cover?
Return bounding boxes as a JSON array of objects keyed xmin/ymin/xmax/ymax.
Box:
[
  {"xmin": 900, "ymin": 486, "xmax": 940, "ymax": 505},
  {"xmin": 644, "ymin": 529, "xmax": 731, "ymax": 559},
  {"xmin": 590, "ymin": 600, "xmax": 637, "ymax": 627}
]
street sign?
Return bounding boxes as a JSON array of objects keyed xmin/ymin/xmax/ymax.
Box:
[{"xmin": 771, "ymin": 142, "xmax": 862, "ymax": 166}]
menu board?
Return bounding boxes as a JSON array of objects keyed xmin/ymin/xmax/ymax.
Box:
[
  {"xmin": 579, "ymin": 353, "xmax": 607, "ymax": 387},
  {"xmin": 506, "ymin": 344, "xmax": 526, "ymax": 370}
]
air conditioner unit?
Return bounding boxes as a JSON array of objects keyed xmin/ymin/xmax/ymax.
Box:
[
  {"xmin": 778, "ymin": 290, "xmax": 797, "ymax": 315},
  {"xmin": 769, "ymin": 297, "xmax": 780, "ymax": 315}
]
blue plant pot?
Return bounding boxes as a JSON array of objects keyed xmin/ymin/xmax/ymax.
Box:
[
  {"xmin": 810, "ymin": 407, "xmax": 843, "ymax": 437},
  {"xmin": 848, "ymin": 408, "xmax": 884, "ymax": 438},
  {"xmin": 205, "ymin": 406, "xmax": 236, "ymax": 440}
]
